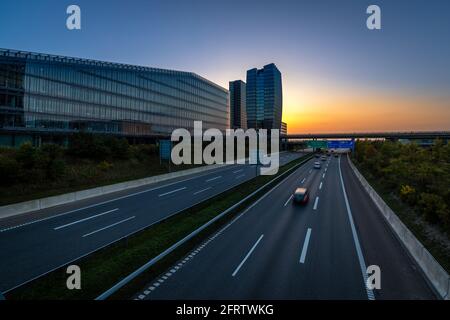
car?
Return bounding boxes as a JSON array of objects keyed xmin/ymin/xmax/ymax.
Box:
[
  {"xmin": 321, "ymin": 155, "xmax": 326, "ymax": 161},
  {"xmin": 314, "ymin": 161, "xmax": 321, "ymax": 169},
  {"xmin": 293, "ymin": 187, "xmax": 309, "ymax": 204},
  {"xmin": 314, "ymin": 154, "xmax": 320, "ymax": 158},
  {"xmin": 334, "ymin": 153, "xmax": 339, "ymax": 158}
]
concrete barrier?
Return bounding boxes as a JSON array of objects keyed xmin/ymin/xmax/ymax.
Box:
[
  {"xmin": 347, "ymin": 155, "xmax": 450, "ymax": 299},
  {"xmin": 0, "ymin": 163, "xmax": 228, "ymax": 220}
]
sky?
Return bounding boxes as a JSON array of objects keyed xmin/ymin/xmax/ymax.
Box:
[{"xmin": 1, "ymin": 0, "xmax": 449, "ymax": 133}]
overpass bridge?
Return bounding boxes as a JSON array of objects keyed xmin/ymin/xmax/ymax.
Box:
[{"xmin": 281, "ymin": 131, "xmax": 450, "ymax": 140}]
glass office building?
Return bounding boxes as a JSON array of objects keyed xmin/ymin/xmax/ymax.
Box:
[
  {"xmin": 246, "ymin": 63, "xmax": 282, "ymax": 130},
  {"xmin": 229, "ymin": 80, "xmax": 247, "ymax": 129},
  {"xmin": 0, "ymin": 49, "xmax": 229, "ymax": 146}
]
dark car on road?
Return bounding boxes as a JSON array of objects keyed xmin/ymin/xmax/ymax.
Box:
[{"xmin": 293, "ymin": 188, "xmax": 309, "ymax": 204}]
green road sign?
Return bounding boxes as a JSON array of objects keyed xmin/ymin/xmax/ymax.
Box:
[{"xmin": 307, "ymin": 140, "xmax": 328, "ymax": 148}]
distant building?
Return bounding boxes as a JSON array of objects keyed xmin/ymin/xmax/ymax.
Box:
[
  {"xmin": 0, "ymin": 48, "xmax": 229, "ymax": 147},
  {"xmin": 229, "ymin": 80, "xmax": 247, "ymax": 129},
  {"xmin": 281, "ymin": 122, "xmax": 287, "ymax": 135},
  {"xmin": 246, "ymin": 63, "xmax": 282, "ymax": 130}
]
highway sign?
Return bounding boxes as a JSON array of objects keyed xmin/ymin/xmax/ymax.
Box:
[
  {"xmin": 307, "ymin": 140, "xmax": 328, "ymax": 148},
  {"xmin": 327, "ymin": 140, "xmax": 355, "ymax": 150},
  {"xmin": 159, "ymin": 140, "xmax": 172, "ymax": 160}
]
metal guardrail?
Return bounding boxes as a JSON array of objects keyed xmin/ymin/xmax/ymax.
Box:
[{"xmin": 96, "ymin": 154, "xmax": 313, "ymax": 300}]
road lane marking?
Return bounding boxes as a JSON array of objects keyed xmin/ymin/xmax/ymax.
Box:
[
  {"xmin": 54, "ymin": 208, "xmax": 119, "ymax": 230},
  {"xmin": 301, "ymin": 177, "xmax": 306, "ymax": 184},
  {"xmin": 82, "ymin": 216, "xmax": 135, "ymax": 238},
  {"xmin": 299, "ymin": 228, "xmax": 312, "ymax": 263},
  {"xmin": 338, "ymin": 156, "xmax": 375, "ymax": 300},
  {"xmin": 322, "ymin": 173, "xmax": 326, "ymax": 179},
  {"xmin": 232, "ymin": 234, "xmax": 264, "ymax": 277},
  {"xmin": 284, "ymin": 194, "xmax": 294, "ymax": 206},
  {"xmin": 193, "ymin": 187, "xmax": 211, "ymax": 195},
  {"xmin": 235, "ymin": 174, "xmax": 245, "ymax": 179},
  {"xmin": 309, "ymin": 169, "xmax": 312, "ymax": 174},
  {"xmin": 313, "ymin": 196, "xmax": 319, "ymax": 210},
  {"xmin": 0, "ymin": 165, "xmax": 245, "ymax": 233},
  {"xmin": 233, "ymin": 169, "xmax": 244, "ymax": 174},
  {"xmin": 158, "ymin": 187, "xmax": 187, "ymax": 197},
  {"xmin": 319, "ymin": 182, "xmax": 323, "ymax": 190},
  {"xmin": 206, "ymin": 176, "xmax": 222, "ymax": 182}
]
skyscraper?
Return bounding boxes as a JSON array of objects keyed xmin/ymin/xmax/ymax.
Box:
[
  {"xmin": 246, "ymin": 63, "xmax": 282, "ymax": 130},
  {"xmin": 229, "ymin": 80, "xmax": 247, "ymax": 129}
]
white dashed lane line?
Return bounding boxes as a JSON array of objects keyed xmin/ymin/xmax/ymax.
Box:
[
  {"xmin": 158, "ymin": 187, "xmax": 187, "ymax": 197},
  {"xmin": 82, "ymin": 216, "xmax": 135, "ymax": 238},
  {"xmin": 193, "ymin": 187, "xmax": 212, "ymax": 195},
  {"xmin": 284, "ymin": 194, "xmax": 293, "ymax": 207},
  {"xmin": 299, "ymin": 228, "xmax": 312, "ymax": 264},
  {"xmin": 206, "ymin": 176, "xmax": 222, "ymax": 182},
  {"xmin": 319, "ymin": 182, "xmax": 323, "ymax": 190},
  {"xmin": 313, "ymin": 196, "xmax": 319, "ymax": 210},
  {"xmin": 54, "ymin": 208, "xmax": 119, "ymax": 230}
]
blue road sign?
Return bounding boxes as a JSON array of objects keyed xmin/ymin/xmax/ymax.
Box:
[
  {"xmin": 159, "ymin": 140, "xmax": 172, "ymax": 160},
  {"xmin": 327, "ymin": 140, "xmax": 355, "ymax": 150}
]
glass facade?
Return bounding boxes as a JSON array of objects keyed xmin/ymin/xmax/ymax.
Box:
[
  {"xmin": 0, "ymin": 49, "xmax": 229, "ymax": 144},
  {"xmin": 246, "ymin": 63, "xmax": 282, "ymax": 130},
  {"xmin": 229, "ymin": 80, "xmax": 247, "ymax": 129}
]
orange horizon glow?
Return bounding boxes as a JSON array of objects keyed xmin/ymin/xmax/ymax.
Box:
[{"xmin": 281, "ymin": 84, "xmax": 450, "ymax": 134}]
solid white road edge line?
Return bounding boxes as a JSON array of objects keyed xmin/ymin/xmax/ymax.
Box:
[
  {"xmin": 338, "ymin": 156, "xmax": 375, "ymax": 300},
  {"xmin": 232, "ymin": 234, "xmax": 264, "ymax": 277}
]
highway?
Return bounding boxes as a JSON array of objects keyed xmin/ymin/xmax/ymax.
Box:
[
  {"xmin": 0, "ymin": 152, "xmax": 303, "ymax": 293},
  {"xmin": 135, "ymin": 155, "xmax": 437, "ymax": 300}
]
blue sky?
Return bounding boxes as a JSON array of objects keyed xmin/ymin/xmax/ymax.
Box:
[{"xmin": 1, "ymin": 0, "xmax": 449, "ymax": 132}]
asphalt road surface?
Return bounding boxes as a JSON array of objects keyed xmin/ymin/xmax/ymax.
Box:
[
  {"xmin": 0, "ymin": 152, "xmax": 302, "ymax": 293},
  {"xmin": 136, "ymin": 155, "xmax": 437, "ymax": 300}
]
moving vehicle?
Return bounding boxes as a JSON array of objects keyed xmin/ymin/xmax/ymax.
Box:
[
  {"xmin": 334, "ymin": 153, "xmax": 339, "ymax": 158},
  {"xmin": 321, "ymin": 155, "xmax": 326, "ymax": 161},
  {"xmin": 314, "ymin": 161, "xmax": 321, "ymax": 169},
  {"xmin": 294, "ymin": 188, "xmax": 309, "ymax": 204}
]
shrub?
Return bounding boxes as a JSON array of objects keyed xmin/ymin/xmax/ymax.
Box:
[
  {"xmin": 399, "ymin": 184, "xmax": 416, "ymax": 205},
  {"xmin": 97, "ymin": 161, "xmax": 113, "ymax": 171},
  {"xmin": 0, "ymin": 155, "xmax": 20, "ymax": 185},
  {"xmin": 15, "ymin": 142, "xmax": 37, "ymax": 169},
  {"xmin": 418, "ymin": 193, "xmax": 447, "ymax": 224},
  {"xmin": 47, "ymin": 158, "xmax": 67, "ymax": 180}
]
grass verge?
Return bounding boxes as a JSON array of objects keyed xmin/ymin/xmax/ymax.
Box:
[
  {"xmin": 6, "ymin": 153, "xmax": 312, "ymax": 300},
  {"xmin": 352, "ymin": 160, "xmax": 450, "ymax": 274}
]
